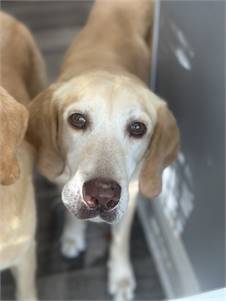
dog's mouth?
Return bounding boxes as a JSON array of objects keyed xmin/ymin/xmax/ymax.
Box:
[
  {"xmin": 78, "ymin": 202, "xmax": 117, "ymax": 223},
  {"xmin": 62, "ymin": 196, "xmax": 118, "ymax": 223}
]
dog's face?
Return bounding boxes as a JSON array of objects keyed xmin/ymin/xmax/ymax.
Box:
[
  {"xmin": 0, "ymin": 87, "xmax": 29, "ymax": 185},
  {"xmin": 28, "ymin": 72, "xmax": 180, "ymax": 223},
  {"xmin": 56, "ymin": 73, "xmax": 158, "ymax": 223}
]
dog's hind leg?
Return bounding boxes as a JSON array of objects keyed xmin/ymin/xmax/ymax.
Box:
[
  {"xmin": 61, "ymin": 211, "xmax": 87, "ymax": 258},
  {"xmin": 108, "ymin": 182, "xmax": 137, "ymax": 301}
]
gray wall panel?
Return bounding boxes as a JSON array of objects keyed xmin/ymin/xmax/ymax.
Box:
[
  {"xmin": 156, "ymin": 0, "xmax": 225, "ymax": 291},
  {"xmin": 140, "ymin": 0, "xmax": 225, "ymax": 297}
]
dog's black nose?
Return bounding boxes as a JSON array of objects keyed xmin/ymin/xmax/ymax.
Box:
[{"xmin": 82, "ymin": 178, "xmax": 121, "ymax": 211}]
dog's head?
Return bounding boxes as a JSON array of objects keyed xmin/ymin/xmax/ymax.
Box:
[
  {"xmin": 27, "ymin": 71, "xmax": 180, "ymax": 223},
  {"xmin": 0, "ymin": 87, "xmax": 29, "ymax": 185}
]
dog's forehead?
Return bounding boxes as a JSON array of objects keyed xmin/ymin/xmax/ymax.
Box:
[{"xmin": 55, "ymin": 72, "xmax": 158, "ymax": 121}]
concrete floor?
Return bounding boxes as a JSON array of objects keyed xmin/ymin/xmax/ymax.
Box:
[{"xmin": 1, "ymin": 2, "xmax": 165, "ymax": 300}]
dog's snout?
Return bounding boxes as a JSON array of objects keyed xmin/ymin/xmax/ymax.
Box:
[{"xmin": 82, "ymin": 178, "xmax": 121, "ymax": 211}]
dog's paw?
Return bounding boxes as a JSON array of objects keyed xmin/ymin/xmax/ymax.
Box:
[
  {"xmin": 18, "ymin": 295, "xmax": 37, "ymax": 301},
  {"xmin": 61, "ymin": 235, "xmax": 86, "ymax": 258},
  {"xmin": 17, "ymin": 290, "xmax": 37, "ymax": 301},
  {"xmin": 108, "ymin": 261, "xmax": 136, "ymax": 301}
]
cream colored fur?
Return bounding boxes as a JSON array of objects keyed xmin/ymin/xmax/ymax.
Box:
[{"xmin": 0, "ymin": 11, "xmax": 46, "ymax": 300}]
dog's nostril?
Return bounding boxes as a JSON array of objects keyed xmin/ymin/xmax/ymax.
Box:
[
  {"xmin": 84, "ymin": 195, "xmax": 98, "ymax": 209},
  {"xmin": 105, "ymin": 199, "xmax": 119, "ymax": 210}
]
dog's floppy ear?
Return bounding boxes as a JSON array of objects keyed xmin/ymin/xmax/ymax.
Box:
[
  {"xmin": 0, "ymin": 87, "xmax": 28, "ymax": 185},
  {"xmin": 27, "ymin": 85, "xmax": 64, "ymax": 180},
  {"xmin": 139, "ymin": 101, "xmax": 180, "ymax": 198}
]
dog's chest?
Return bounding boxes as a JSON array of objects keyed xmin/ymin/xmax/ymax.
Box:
[{"xmin": 0, "ymin": 143, "xmax": 36, "ymax": 268}]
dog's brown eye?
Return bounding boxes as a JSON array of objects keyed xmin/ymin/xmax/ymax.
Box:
[
  {"xmin": 128, "ymin": 121, "xmax": 147, "ymax": 138},
  {"xmin": 68, "ymin": 113, "xmax": 88, "ymax": 129}
]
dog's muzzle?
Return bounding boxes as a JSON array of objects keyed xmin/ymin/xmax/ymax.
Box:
[{"xmin": 62, "ymin": 177, "xmax": 122, "ymax": 223}]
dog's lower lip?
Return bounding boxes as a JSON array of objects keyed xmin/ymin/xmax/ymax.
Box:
[
  {"xmin": 62, "ymin": 197, "xmax": 117, "ymax": 221},
  {"xmin": 101, "ymin": 203, "xmax": 119, "ymax": 213},
  {"xmin": 100, "ymin": 208, "xmax": 117, "ymax": 223}
]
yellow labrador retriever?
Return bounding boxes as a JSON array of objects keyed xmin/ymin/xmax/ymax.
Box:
[
  {"xmin": 27, "ymin": 1, "xmax": 180, "ymax": 300},
  {"xmin": 0, "ymin": 12, "xmax": 45, "ymax": 300}
]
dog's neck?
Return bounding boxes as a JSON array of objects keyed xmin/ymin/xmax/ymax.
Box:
[{"xmin": 57, "ymin": 1, "xmax": 152, "ymax": 84}]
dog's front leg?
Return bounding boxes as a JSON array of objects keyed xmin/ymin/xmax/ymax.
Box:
[
  {"xmin": 108, "ymin": 185, "xmax": 137, "ymax": 301},
  {"xmin": 61, "ymin": 210, "xmax": 87, "ymax": 258},
  {"xmin": 12, "ymin": 240, "xmax": 37, "ymax": 301}
]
